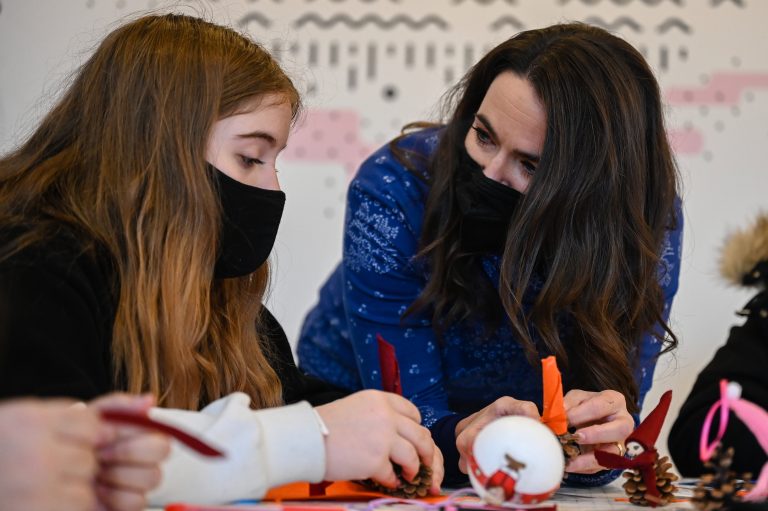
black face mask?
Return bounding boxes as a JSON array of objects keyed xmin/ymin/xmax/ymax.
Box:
[
  {"xmin": 455, "ymin": 153, "xmax": 523, "ymax": 254},
  {"xmin": 210, "ymin": 164, "xmax": 286, "ymax": 279}
]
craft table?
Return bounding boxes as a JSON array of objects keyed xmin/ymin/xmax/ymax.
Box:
[{"xmin": 147, "ymin": 479, "xmax": 699, "ymax": 511}]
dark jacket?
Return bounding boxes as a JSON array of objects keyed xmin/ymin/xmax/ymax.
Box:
[{"xmin": 668, "ymin": 288, "xmax": 768, "ymax": 476}]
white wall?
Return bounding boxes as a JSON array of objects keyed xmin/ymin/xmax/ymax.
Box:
[{"xmin": 1, "ymin": 0, "xmax": 767, "ymax": 462}]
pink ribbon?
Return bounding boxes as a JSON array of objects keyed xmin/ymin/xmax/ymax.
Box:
[{"xmin": 699, "ymin": 379, "xmax": 768, "ymax": 501}]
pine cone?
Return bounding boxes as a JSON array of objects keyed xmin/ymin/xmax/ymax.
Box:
[
  {"xmin": 559, "ymin": 432, "xmax": 581, "ymax": 462},
  {"xmin": 621, "ymin": 455, "xmax": 679, "ymax": 507},
  {"xmin": 359, "ymin": 463, "xmax": 433, "ymax": 498},
  {"xmin": 691, "ymin": 445, "xmax": 755, "ymax": 511}
]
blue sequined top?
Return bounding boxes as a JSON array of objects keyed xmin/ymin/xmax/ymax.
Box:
[{"xmin": 298, "ymin": 127, "xmax": 683, "ymax": 486}]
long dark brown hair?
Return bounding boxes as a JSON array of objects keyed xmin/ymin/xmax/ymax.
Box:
[
  {"xmin": 0, "ymin": 14, "xmax": 301, "ymax": 409},
  {"xmin": 405, "ymin": 23, "xmax": 680, "ymax": 412}
]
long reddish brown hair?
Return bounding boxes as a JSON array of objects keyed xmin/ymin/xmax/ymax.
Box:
[{"xmin": 0, "ymin": 14, "xmax": 301, "ymax": 409}]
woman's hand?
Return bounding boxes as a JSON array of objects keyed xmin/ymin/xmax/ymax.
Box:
[
  {"xmin": 563, "ymin": 389, "xmax": 634, "ymax": 474},
  {"xmin": 316, "ymin": 390, "xmax": 444, "ymax": 494},
  {"xmin": 0, "ymin": 398, "xmax": 106, "ymax": 511},
  {"xmin": 455, "ymin": 396, "xmax": 540, "ymax": 474},
  {"xmin": 89, "ymin": 393, "xmax": 171, "ymax": 511}
]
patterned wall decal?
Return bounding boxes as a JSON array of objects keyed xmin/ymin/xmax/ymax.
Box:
[
  {"xmin": 9, "ymin": 0, "xmax": 768, "ymax": 172},
  {"xmin": 667, "ymin": 127, "xmax": 704, "ymax": 154},
  {"xmin": 561, "ymin": 0, "xmax": 684, "ymax": 5},
  {"xmin": 656, "ymin": 18, "xmax": 691, "ymax": 34},
  {"xmin": 712, "ymin": 0, "xmax": 744, "ymax": 6},
  {"xmin": 584, "ymin": 16, "xmax": 643, "ymax": 32},
  {"xmin": 282, "ymin": 109, "xmax": 375, "ymax": 174},
  {"xmin": 454, "ymin": 0, "xmax": 517, "ymax": 4},
  {"xmin": 293, "ymin": 14, "xmax": 449, "ymax": 30},
  {"xmin": 489, "ymin": 16, "xmax": 525, "ymax": 31},
  {"xmin": 666, "ymin": 72, "xmax": 768, "ymax": 106},
  {"xmin": 218, "ymin": 0, "xmax": 763, "ymax": 172},
  {"xmin": 238, "ymin": 12, "xmax": 272, "ymax": 28}
]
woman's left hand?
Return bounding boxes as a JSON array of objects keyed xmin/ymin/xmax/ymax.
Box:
[{"xmin": 563, "ymin": 389, "xmax": 634, "ymax": 474}]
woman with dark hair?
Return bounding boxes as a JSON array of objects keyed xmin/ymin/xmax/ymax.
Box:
[
  {"xmin": 298, "ymin": 22, "xmax": 682, "ymax": 486},
  {"xmin": 0, "ymin": 13, "xmax": 441, "ymax": 506}
]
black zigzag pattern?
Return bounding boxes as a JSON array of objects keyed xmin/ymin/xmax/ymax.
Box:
[{"xmin": 293, "ymin": 13, "xmax": 449, "ymax": 30}]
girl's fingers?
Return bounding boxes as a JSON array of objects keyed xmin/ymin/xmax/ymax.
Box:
[
  {"xmin": 55, "ymin": 443, "xmax": 99, "ymax": 482},
  {"xmin": 97, "ymin": 464, "xmax": 162, "ymax": 493},
  {"xmin": 395, "ymin": 416, "xmax": 434, "ymax": 466},
  {"xmin": 90, "ymin": 393, "xmax": 155, "ymax": 414},
  {"xmin": 95, "ymin": 482, "xmax": 147, "ymax": 511},
  {"xmin": 54, "ymin": 406, "xmax": 102, "ymax": 446},
  {"xmin": 388, "ymin": 436, "xmax": 421, "ymax": 482},
  {"xmin": 369, "ymin": 462, "xmax": 399, "ymax": 489},
  {"xmin": 98, "ymin": 432, "xmax": 170, "ymax": 464},
  {"xmin": 429, "ymin": 448, "xmax": 444, "ymax": 495},
  {"xmin": 386, "ymin": 394, "xmax": 422, "ymax": 424}
]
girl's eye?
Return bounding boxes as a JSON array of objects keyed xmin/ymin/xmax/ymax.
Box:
[
  {"xmin": 240, "ymin": 155, "xmax": 264, "ymax": 167},
  {"xmin": 522, "ymin": 160, "xmax": 537, "ymax": 176},
  {"xmin": 471, "ymin": 125, "xmax": 495, "ymax": 148}
]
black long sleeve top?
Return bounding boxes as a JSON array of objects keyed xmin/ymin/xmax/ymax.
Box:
[{"xmin": 0, "ymin": 228, "xmax": 346, "ymax": 406}]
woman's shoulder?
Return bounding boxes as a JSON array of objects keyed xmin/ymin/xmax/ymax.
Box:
[{"xmin": 350, "ymin": 126, "xmax": 442, "ymax": 200}]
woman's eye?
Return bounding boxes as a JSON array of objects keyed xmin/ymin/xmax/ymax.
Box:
[
  {"xmin": 471, "ymin": 125, "xmax": 494, "ymax": 148},
  {"xmin": 240, "ymin": 155, "xmax": 264, "ymax": 167},
  {"xmin": 522, "ymin": 160, "xmax": 537, "ymax": 176}
]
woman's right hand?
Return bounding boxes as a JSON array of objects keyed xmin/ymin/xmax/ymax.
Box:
[
  {"xmin": 455, "ymin": 396, "xmax": 540, "ymax": 474},
  {"xmin": 316, "ymin": 390, "xmax": 443, "ymax": 494},
  {"xmin": 0, "ymin": 398, "xmax": 108, "ymax": 511}
]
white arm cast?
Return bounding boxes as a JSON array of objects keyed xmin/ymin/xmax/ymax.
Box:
[{"xmin": 146, "ymin": 393, "xmax": 326, "ymax": 505}]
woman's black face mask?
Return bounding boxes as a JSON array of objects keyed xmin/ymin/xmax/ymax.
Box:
[
  {"xmin": 210, "ymin": 164, "xmax": 286, "ymax": 279},
  {"xmin": 455, "ymin": 152, "xmax": 523, "ymax": 254}
]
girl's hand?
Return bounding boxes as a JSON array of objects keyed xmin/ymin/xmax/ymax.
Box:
[
  {"xmin": 317, "ymin": 390, "xmax": 444, "ymax": 494},
  {"xmin": 0, "ymin": 398, "xmax": 105, "ymax": 511},
  {"xmin": 89, "ymin": 393, "xmax": 171, "ymax": 511}
]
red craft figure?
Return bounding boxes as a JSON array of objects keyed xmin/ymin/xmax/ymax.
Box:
[{"xmin": 595, "ymin": 390, "xmax": 678, "ymax": 507}]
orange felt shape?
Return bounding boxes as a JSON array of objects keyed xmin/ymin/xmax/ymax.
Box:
[
  {"xmin": 540, "ymin": 356, "xmax": 568, "ymax": 436},
  {"xmin": 264, "ymin": 481, "xmax": 446, "ymax": 503}
]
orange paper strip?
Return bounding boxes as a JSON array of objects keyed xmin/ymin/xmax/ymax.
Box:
[
  {"xmin": 541, "ymin": 356, "xmax": 568, "ymax": 436},
  {"xmin": 264, "ymin": 481, "xmax": 446, "ymax": 503}
]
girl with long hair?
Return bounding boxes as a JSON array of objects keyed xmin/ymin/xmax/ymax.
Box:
[
  {"xmin": 0, "ymin": 13, "xmax": 442, "ymax": 505},
  {"xmin": 298, "ymin": 23, "xmax": 682, "ymax": 486}
]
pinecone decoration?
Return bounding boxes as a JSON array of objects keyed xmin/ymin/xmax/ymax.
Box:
[
  {"xmin": 691, "ymin": 445, "xmax": 754, "ymax": 511},
  {"xmin": 621, "ymin": 455, "xmax": 679, "ymax": 507},
  {"xmin": 359, "ymin": 463, "xmax": 433, "ymax": 498},
  {"xmin": 559, "ymin": 432, "xmax": 581, "ymax": 462}
]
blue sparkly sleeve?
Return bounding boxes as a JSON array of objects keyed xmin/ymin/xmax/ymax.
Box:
[{"xmin": 340, "ymin": 132, "xmax": 455, "ymax": 428}]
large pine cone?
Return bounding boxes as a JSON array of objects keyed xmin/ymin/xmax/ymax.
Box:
[
  {"xmin": 622, "ymin": 455, "xmax": 679, "ymax": 507},
  {"xmin": 691, "ymin": 446, "xmax": 754, "ymax": 511}
]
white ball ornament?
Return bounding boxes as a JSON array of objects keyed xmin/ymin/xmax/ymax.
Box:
[{"xmin": 468, "ymin": 416, "xmax": 565, "ymax": 506}]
